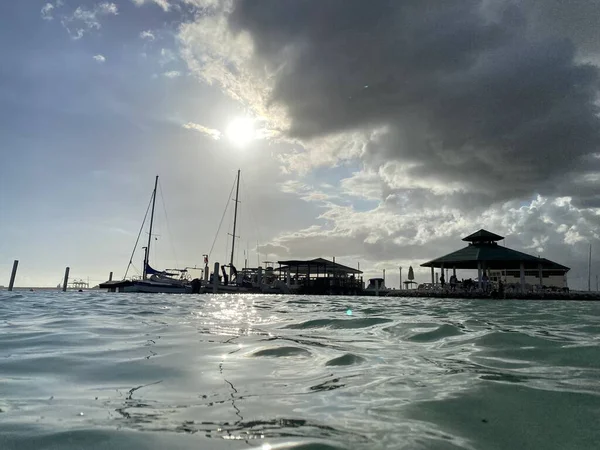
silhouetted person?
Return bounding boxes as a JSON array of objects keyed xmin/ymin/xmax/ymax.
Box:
[{"xmin": 449, "ymin": 274, "xmax": 457, "ymax": 291}]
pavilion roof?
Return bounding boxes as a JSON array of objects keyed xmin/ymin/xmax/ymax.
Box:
[
  {"xmin": 421, "ymin": 242, "xmax": 570, "ymax": 271},
  {"xmin": 277, "ymin": 258, "xmax": 362, "ymax": 275},
  {"xmin": 462, "ymin": 229, "xmax": 504, "ymax": 242}
]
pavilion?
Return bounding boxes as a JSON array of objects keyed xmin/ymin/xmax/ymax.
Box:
[
  {"xmin": 276, "ymin": 258, "xmax": 363, "ymax": 295},
  {"xmin": 421, "ymin": 229, "xmax": 570, "ymax": 291}
]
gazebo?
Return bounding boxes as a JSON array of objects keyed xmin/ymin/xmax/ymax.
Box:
[{"xmin": 421, "ymin": 229, "xmax": 570, "ymax": 291}]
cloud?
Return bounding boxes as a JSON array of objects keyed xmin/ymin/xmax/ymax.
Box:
[
  {"xmin": 163, "ymin": 70, "xmax": 181, "ymax": 78},
  {"xmin": 140, "ymin": 30, "xmax": 155, "ymax": 40},
  {"xmin": 93, "ymin": 54, "xmax": 106, "ymax": 63},
  {"xmin": 57, "ymin": 2, "xmax": 119, "ymax": 39},
  {"xmin": 182, "ymin": 122, "xmax": 222, "ymax": 140},
  {"xmin": 41, "ymin": 3, "xmax": 55, "ymax": 20},
  {"xmin": 180, "ymin": 1, "xmax": 600, "ymax": 211},
  {"xmin": 131, "ymin": 0, "xmax": 171, "ymax": 12}
]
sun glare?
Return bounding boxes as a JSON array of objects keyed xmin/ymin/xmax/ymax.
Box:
[{"xmin": 226, "ymin": 117, "xmax": 256, "ymax": 147}]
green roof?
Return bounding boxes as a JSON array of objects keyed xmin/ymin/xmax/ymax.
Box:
[
  {"xmin": 421, "ymin": 242, "xmax": 570, "ymax": 271},
  {"xmin": 462, "ymin": 229, "xmax": 504, "ymax": 242}
]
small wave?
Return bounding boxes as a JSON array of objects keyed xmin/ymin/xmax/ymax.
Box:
[
  {"xmin": 325, "ymin": 353, "xmax": 365, "ymax": 366},
  {"xmin": 284, "ymin": 318, "xmax": 392, "ymax": 330},
  {"xmin": 251, "ymin": 346, "xmax": 312, "ymax": 358},
  {"xmin": 406, "ymin": 324, "xmax": 465, "ymax": 342}
]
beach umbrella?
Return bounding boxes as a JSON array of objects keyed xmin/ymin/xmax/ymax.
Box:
[{"xmin": 408, "ymin": 266, "xmax": 414, "ymax": 281}]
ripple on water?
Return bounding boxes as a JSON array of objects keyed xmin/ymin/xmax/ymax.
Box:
[
  {"xmin": 325, "ymin": 353, "xmax": 365, "ymax": 366},
  {"xmin": 283, "ymin": 317, "xmax": 392, "ymax": 330},
  {"xmin": 406, "ymin": 324, "xmax": 466, "ymax": 342},
  {"xmin": 250, "ymin": 346, "xmax": 312, "ymax": 358}
]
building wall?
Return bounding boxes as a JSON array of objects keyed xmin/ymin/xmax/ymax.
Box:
[{"xmin": 488, "ymin": 270, "xmax": 567, "ymax": 288}]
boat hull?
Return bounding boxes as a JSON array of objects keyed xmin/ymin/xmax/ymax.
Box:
[{"xmin": 99, "ymin": 280, "xmax": 191, "ymax": 294}]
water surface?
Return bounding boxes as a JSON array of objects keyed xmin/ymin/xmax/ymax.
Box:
[{"xmin": 1, "ymin": 292, "xmax": 599, "ymax": 449}]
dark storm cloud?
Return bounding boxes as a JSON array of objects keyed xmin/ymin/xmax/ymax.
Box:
[{"xmin": 228, "ymin": 0, "xmax": 600, "ymax": 204}]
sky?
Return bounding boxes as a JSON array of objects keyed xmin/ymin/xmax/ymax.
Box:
[{"xmin": 1, "ymin": 0, "xmax": 600, "ymax": 289}]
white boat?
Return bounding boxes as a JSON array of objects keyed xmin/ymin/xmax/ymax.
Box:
[
  {"xmin": 364, "ymin": 278, "xmax": 391, "ymax": 296},
  {"xmin": 100, "ymin": 176, "xmax": 197, "ymax": 294}
]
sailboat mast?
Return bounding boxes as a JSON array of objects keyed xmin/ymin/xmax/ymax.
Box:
[
  {"xmin": 229, "ymin": 170, "xmax": 241, "ymax": 278},
  {"xmin": 143, "ymin": 175, "xmax": 159, "ymax": 280},
  {"xmin": 588, "ymin": 243, "xmax": 592, "ymax": 291}
]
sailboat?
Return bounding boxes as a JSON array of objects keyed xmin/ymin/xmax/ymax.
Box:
[
  {"xmin": 99, "ymin": 176, "xmax": 194, "ymax": 294},
  {"xmin": 202, "ymin": 169, "xmax": 262, "ymax": 294}
]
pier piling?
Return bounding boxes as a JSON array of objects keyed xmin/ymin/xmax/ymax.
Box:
[
  {"xmin": 213, "ymin": 262, "xmax": 219, "ymax": 294},
  {"xmin": 8, "ymin": 260, "xmax": 18, "ymax": 291},
  {"xmin": 62, "ymin": 267, "xmax": 70, "ymax": 292}
]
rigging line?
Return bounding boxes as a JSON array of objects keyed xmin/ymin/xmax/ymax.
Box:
[
  {"xmin": 124, "ymin": 192, "xmax": 154, "ymax": 279},
  {"xmin": 240, "ymin": 172, "xmax": 264, "ymax": 252},
  {"xmin": 158, "ymin": 181, "xmax": 179, "ymax": 269},
  {"xmin": 208, "ymin": 176, "xmax": 237, "ymax": 258}
]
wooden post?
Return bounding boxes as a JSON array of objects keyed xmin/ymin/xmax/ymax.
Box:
[
  {"xmin": 108, "ymin": 271, "xmax": 113, "ymax": 281},
  {"xmin": 8, "ymin": 260, "xmax": 18, "ymax": 291},
  {"xmin": 62, "ymin": 267, "xmax": 70, "ymax": 292},
  {"xmin": 520, "ymin": 262, "xmax": 525, "ymax": 293},
  {"xmin": 538, "ymin": 263, "xmax": 543, "ymax": 290},
  {"xmin": 213, "ymin": 262, "xmax": 219, "ymax": 294},
  {"xmin": 430, "ymin": 267, "xmax": 434, "ymax": 284},
  {"xmin": 477, "ymin": 261, "xmax": 482, "ymax": 291}
]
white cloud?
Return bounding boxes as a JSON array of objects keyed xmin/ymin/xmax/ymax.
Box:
[
  {"xmin": 140, "ymin": 30, "xmax": 155, "ymax": 40},
  {"xmin": 98, "ymin": 2, "xmax": 118, "ymax": 15},
  {"xmin": 131, "ymin": 0, "xmax": 171, "ymax": 12},
  {"xmin": 56, "ymin": 2, "xmax": 118, "ymax": 39},
  {"xmin": 93, "ymin": 54, "xmax": 106, "ymax": 63},
  {"xmin": 182, "ymin": 122, "xmax": 221, "ymax": 140},
  {"xmin": 163, "ymin": 70, "xmax": 181, "ymax": 78},
  {"xmin": 41, "ymin": 3, "xmax": 55, "ymax": 20}
]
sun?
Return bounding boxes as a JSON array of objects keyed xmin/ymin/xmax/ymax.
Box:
[{"xmin": 226, "ymin": 117, "xmax": 256, "ymax": 147}]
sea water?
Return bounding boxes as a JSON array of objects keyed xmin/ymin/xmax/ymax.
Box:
[{"xmin": 0, "ymin": 291, "xmax": 599, "ymax": 450}]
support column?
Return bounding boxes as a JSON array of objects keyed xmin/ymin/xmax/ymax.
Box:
[
  {"xmin": 477, "ymin": 261, "xmax": 482, "ymax": 290},
  {"xmin": 286, "ymin": 268, "xmax": 291, "ymax": 287},
  {"xmin": 538, "ymin": 263, "xmax": 543, "ymax": 289},
  {"xmin": 8, "ymin": 260, "xmax": 18, "ymax": 291},
  {"xmin": 453, "ymin": 266, "xmax": 456, "ymax": 276},
  {"xmin": 520, "ymin": 262, "xmax": 525, "ymax": 293},
  {"xmin": 430, "ymin": 267, "xmax": 434, "ymax": 284},
  {"xmin": 399, "ymin": 267, "xmax": 402, "ymax": 290}
]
